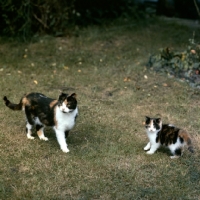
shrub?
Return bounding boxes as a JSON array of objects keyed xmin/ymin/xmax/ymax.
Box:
[
  {"xmin": 0, "ymin": 0, "xmax": 75, "ymax": 39},
  {"xmin": 0, "ymin": 0, "xmax": 141, "ymax": 39}
]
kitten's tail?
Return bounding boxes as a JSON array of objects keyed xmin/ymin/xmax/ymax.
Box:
[
  {"xmin": 179, "ymin": 130, "xmax": 194, "ymax": 153},
  {"xmin": 3, "ymin": 96, "xmax": 23, "ymax": 111}
]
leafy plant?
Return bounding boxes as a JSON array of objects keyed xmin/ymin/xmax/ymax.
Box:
[{"xmin": 148, "ymin": 34, "xmax": 200, "ymax": 87}]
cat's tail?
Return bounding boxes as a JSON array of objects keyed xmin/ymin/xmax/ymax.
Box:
[
  {"xmin": 179, "ymin": 130, "xmax": 194, "ymax": 153},
  {"xmin": 3, "ymin": 96, "xmax": 23, "ymax": 111}
]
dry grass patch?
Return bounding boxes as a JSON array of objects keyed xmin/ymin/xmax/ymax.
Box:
[{"xmin": 0, "ymin": 17, "xmax": 200, "ymax": 199}]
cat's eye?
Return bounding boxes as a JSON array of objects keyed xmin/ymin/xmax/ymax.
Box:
[{"xmin": 145, "ymin": 125, "xmax": 150, "ymax": 128}]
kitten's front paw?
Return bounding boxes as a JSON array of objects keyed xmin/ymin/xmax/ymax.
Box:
[
  {"xmin": 144, "ymin": 142, "xmax": 151, "ymax": 151},
  {"xmin": 62, "ymin": 148, "xmax": 70, "ymax": 153},
  {"xmin": 146, "ymin": 150, "xmax": 154, "ymax": 155},
  {"xmin": 170, "ymin": 155, "xmax": 180, "ymax": 159},
  {"xmin": 144, "ymin": 146, "xmax": 150, "ymax": 151}
]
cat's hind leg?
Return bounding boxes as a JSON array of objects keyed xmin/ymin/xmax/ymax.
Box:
[
  {"xmin": 144, "ymin": 142, "xmax": 151, "ymax": 151},
  {"xmin": 169, "ymin": 146, "xmax": 182, "ymax": 159},
  {"xmin": 26, "ymin": 122, "xmax": 34, "ymax": 140},
  {"xmin": 36, "ymin": 124, "xmax": 48, "ymax": 141},
  {"xmin": 25, "ymin": 106, "xmax": 35, "ymax": 139}
]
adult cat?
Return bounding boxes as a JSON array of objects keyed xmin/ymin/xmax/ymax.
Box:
[
  {"xmin": 3, "ymin": 92, "xmax": 78, "ymax": 153},
  {"xmin": 144, "ymin": 116, "xmax": 194, "ymax": 158}
]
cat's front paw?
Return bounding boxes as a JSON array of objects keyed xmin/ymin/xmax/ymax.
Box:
[
  {"xmin": 39, "ymin": 136, "xmax": 48, "ymax": 141},
  {"xmin": 146, "ymin": 150, "xmax": 154, "ymax": 155},
  {"xmin": 27, "ymin": 134, "xmax": 35, "ymax": 140},
  {"xmin": 62, "ymin": 148, "xmax": 70, "ymax": 153}
]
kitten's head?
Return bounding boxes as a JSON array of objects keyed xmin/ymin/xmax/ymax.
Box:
[
  {"xmin": 58, "ymin": 92, "xmax": 77, "ymax": 113},
  {"xmin": 145, "ymin": 116, "xmax": 162, "ymax": 132}
]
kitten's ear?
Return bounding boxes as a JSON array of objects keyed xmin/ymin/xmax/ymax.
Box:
[
  {"xmin": 145, "ymin": 116, "xmax": 150, "ymax": 120},
  {"xmin": 156, "ymin": 118, "xmax": 161, "ymax": 123},
  {"xmin": 145, "ymin": 116, "xmax": 150, "ymax": 124},
  {"xmin": 70, "ymin": 93, "xmax": 77, "ymax": 99}
]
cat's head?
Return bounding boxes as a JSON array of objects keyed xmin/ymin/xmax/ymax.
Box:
[
  {"xmin": 58, "ymin": 92, "xmax": 77, "ymax": 113},
  {"xmin": 145, "ymin": 116, "xmax": 162, "ymax": 132}
]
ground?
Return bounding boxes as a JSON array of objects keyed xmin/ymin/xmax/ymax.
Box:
[{"xmin": 0, "ymin": 17, "xmax": 200, "ymax": 199}]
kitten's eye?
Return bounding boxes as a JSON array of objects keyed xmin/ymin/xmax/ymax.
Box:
[{"xmin": 145, "ymin": 125, "xmax": 150, "ymax": 128}]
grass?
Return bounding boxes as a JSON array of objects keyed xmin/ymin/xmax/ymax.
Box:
[{"xmin": 0, "ymin": 17, "xmax": 200, "ymax": 199}]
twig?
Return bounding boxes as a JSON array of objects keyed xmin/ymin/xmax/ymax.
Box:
[
  {"xmin": 33, "ymin": 13, "xmax": 49, "ymax": 29},
  {"xmin": 194, "ymin": 0, "xmax": 200, "ymax": 18}
]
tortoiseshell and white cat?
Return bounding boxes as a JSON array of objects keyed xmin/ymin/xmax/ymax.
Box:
[
  {"xmin": 144, "ymin": 116, "xmax": 194, "ymax": 158},
  {"xmin": 3, "ymin": 92, "xmax": 78, "ymax": 153}
]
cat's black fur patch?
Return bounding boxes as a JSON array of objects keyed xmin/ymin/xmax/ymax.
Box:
[{"xmin": 175, "ymin": 148, "xmax": 182, "ymax": 156}]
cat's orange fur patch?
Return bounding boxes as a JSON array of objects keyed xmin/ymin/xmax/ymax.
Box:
[
  {"xmin": 22, "ymin": 97, "xmax": 30, "ymax": 106},
  {"xmin": 37, "ymin": 129, "xmax": 43, "ymax": 137},
  {"xmin": 50, "ymin": 100, "xmax": 57, "ymax": 108},
  {"xmin": 179, "ymin": 130, "xmax": 192, "ymax": 144},
  {"xmin": 63, "ymin": 99, "xmax": 68, "ymax": 105}
]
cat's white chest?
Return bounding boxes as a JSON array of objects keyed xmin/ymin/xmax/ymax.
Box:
[{"xmin": 55, "ymin": 106, "xmax": 78, "ymax": 131}]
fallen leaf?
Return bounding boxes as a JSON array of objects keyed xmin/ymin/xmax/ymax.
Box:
[
  {"xmin": 144, "ymin": 75, "xmax": 148, "ymax": 79},
  {"xmin": 136, "ymin": 86, "xmax": 140, "ymax": 90},
  {"xmin": 64, "ymin": 66, "xmax": 69, "ymax": 70},
  {"xmin": 78, "ymin": 69, "xmax": 81, "ymax": 72},
  {"xmin": 34, "ymin": 80, "xmax": 38, "ymax": 84},
  {"xmin": 123, "ymin": 77, "xmax": 131, "ymax": 82}
]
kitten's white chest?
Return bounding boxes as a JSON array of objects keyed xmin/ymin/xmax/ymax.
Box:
[
  {"xmin": 146, "ymin": 130, "xmax": 158, "ymax": 144},
  {"xmin": 55, "ymin": 106, "xmax": 78, "ymax": 131}
]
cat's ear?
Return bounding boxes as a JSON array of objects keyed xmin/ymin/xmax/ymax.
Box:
[
  {"xmin": 58, "ymin": 92, "xmax": 67, "ymax": 100},
  {"xmin": 70, "ymin": 93, "xmax": 77, "ymax": 99}
]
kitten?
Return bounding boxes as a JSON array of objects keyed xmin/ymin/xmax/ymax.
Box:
[
  {"xmin": 144, "ymin": 116, "xmax": 194, "ymax": 158},
  {"xmin": 3, "ymin": 92, "xmax": 78, "ymax": 153}
]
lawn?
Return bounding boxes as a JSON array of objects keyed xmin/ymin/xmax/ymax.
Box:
[{"xmin": 0, "ymin": 17, "xmax": 200, "ymax": 199}]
